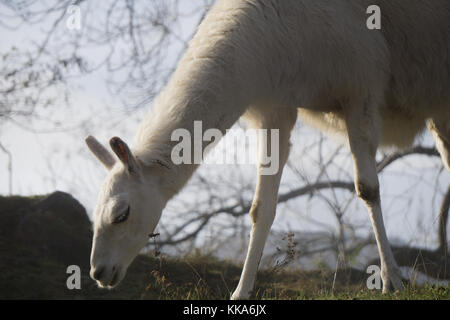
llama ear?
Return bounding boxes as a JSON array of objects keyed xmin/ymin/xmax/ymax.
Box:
[
  {"xmin": 85, "ymin": 135, "xmax": 116, "ymax": 170},
  {"xmin": 109, "ymin": 136, "xmax": 142, "ymax": 175}
]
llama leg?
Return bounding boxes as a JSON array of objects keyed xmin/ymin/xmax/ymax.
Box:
[
  {"xmin": 231, "ymin": 109, "xmax": 296, "ymax": 300},
  {"xmin": 428, "ymin": 119, "xmax": 450, "ymax": 170},
  {"xmin": 344, "ymin": 99, "xmax": 403, "ymax": 293}
]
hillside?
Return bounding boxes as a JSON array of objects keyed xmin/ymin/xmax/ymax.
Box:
[{"xmin": 0, "ymin": 192, "xmax": 448, "ymax": 300}]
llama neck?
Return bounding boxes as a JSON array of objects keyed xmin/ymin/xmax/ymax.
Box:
[
  {"xmin": 131, "ymin": 0, "xmax": 272, "ymax": 200},
  {"xmin": 132, "ymin": 51, "xmax": 249, "ymax": 200}
]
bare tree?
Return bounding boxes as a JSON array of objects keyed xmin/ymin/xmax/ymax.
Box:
[{"xmin": 0, "ymin": 0, "xmax": 213, "ymax": 129}]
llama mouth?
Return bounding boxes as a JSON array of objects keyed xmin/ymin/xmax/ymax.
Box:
[
  {"xmin": 97, "ymin": 278, "xmax": 121, "ymax": 289},
  {"xmin": 96, "ymin": 268, "xmax": 123, "ymax": 289},
  {"xmin": 109, "ymin": 269, "xmax": 121, "ymax": 287}
]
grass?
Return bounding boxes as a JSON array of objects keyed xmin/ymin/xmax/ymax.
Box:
[
  {"xmin": 134, "ymin": 253, "xmax": 450, "ymax": 300},
  {"xmin": 0, "ymin": 193, "xmax": 448, "ymax": 300},
  {"xmin": 1, "ymin": 237, "xmax": 449, "ymax": 300}
]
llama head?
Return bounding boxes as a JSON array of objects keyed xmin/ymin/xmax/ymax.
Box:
[{"xmin": 85, "ymin": 135, "xmax": 165, "ymax": 288}]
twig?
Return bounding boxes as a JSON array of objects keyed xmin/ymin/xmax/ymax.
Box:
[{"xmin": 0, "ymin": 141, "xmax": 12, "ymax": 195}]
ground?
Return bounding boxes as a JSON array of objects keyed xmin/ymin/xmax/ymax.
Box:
[{"xmin": 0, "ymin": 192, "xmax": 448, "ymax": 300}]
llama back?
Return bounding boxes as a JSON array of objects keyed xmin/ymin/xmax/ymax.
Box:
[
  {"xmin": 376, "ymin": 0, "xmax": 450, "ymax": 115},
  {"xmin": 298, "ymin": 0, "xmax": 450, "ymax": 149}
]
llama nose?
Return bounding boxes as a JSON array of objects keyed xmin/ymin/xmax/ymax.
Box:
[{"xmin": 91, "ymin": 266, "xmax": 105, "ymax": 281}]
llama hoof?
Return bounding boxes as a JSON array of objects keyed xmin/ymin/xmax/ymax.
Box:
[{"xmin": 382, "ymin": 267, "xmax": 403, "ymax": 293}]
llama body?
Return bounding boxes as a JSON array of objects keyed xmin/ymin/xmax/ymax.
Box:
[{"xmin": 86, "ymin": 0, "xmax": 450, "ymax": 298}]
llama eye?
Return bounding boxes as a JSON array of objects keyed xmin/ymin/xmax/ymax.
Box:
[{"xmin": 113, "ymin": 206, "xmax": 130, "ymax": 224}]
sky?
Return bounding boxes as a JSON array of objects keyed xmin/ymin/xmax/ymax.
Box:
[{"xmin": 0, "ymin": 1, "xmax": 448, "ymax": 253}]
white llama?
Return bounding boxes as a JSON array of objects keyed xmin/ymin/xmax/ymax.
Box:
[{"xmin": 86, "ymin": 0, "xmax": 450, "ymax": 299}]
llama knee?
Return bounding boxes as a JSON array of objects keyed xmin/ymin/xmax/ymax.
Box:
[
  {"xmin": 249, "ymin": 201, "xmax": 276, "ymax": 225},
  {"xmin": 356, "ymin": 181, "xmax": 380, "ymax": 204},
  {"xmin": 249, "ymin": 202, "xmax": 259, "ymax": 224}
]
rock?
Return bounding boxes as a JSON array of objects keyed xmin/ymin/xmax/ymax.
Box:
[{"xmin": 0, "ymin": 191, "xmax": 92, "ymax": 267}]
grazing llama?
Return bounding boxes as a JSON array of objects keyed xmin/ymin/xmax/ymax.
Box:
[{"xmin": 86, "ymin": 0, "xmax": 450, "ymax": 299}]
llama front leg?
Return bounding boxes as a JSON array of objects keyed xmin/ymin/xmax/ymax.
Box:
[
  {"xmin": 345, "ymin": 100, "xmax": 403, "ymax": 293},
  {"xmin": 231, "ymin": 110, "xmax": 296, "ymax": 300}
]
